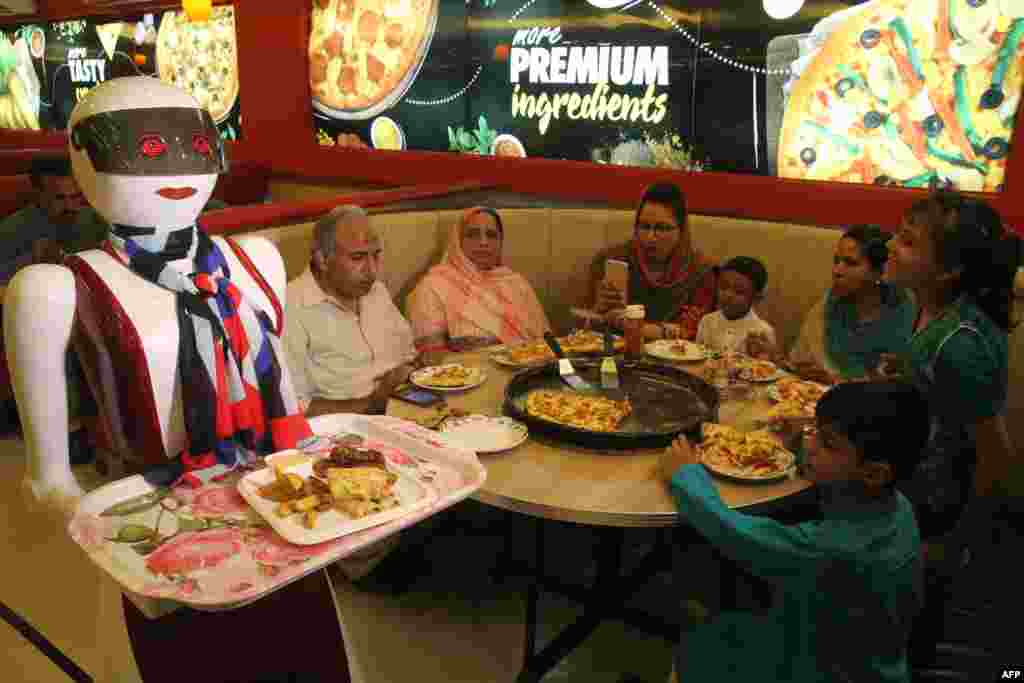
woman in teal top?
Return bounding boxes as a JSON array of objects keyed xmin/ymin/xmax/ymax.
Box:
[
  {"xmin": 788, "ymin": 225, "xmax": 915, "ymax": 383},
  {"xmin": 883, "ymin": 192, "xmax": 1017, "ymax": 558},
  {"xmin": 660, "ymin": 381, "xmax": 928, "ymax": 682}
]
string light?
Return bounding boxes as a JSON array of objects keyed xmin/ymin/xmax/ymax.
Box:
[
  {"xmin": 405, "ymin": 66, "xmax": 483, "ymax": 106},
  {"xmin": 647, "ymin": 1, "xmax": 791, "ymax": 76},
  {"xmin": 763, "ymin": 0, "xmax": 805, "ymax": 21},
  {"xmin": 506, "ymin": 0, "xmax": 791, "ymax": 77}
]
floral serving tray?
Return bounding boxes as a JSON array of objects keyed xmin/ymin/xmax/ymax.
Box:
[{"xmin": 68, "ymin": 414, "xmax": 485, "ymax": 611}]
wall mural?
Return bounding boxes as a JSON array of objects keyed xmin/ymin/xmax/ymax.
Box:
[
  {"xmin": 309, "ymin": 0, "xmax": 1023, "ymax": 192},
  {"xmin": 0, "ymin": 5, "xmax": 242, "ymax": 141}
]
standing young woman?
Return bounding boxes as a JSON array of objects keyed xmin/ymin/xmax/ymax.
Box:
[{"xmin": 883, "ymin": 192, "xmax": 1018, "ymax": 568}]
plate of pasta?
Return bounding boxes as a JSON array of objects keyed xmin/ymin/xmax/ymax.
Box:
[
  {"xmin": 766, "ymin": 377, "xmax": 830, "ymax": 418},
  {"xmin": 697, "ymin": 423, "xmax": 797, "ymax": 481}
]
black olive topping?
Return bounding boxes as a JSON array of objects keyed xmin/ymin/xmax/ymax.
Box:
[
  {"xmin": 800, "ymin": 147, "xmax": 816, "ymax": 166},
  {"xmin": 874, "ymin": 175, "xmax": 893, "ymax": 186},
  {"xmin": 982, "ymin": 137, "xmax": 1009, "ymax": 160},
  {"xmin": 860, "ymin": 29, "xmax": 882, "ymax": 49},
  {"xmin": 966, "ymin": 0, "xmax": 987, "ymax": 7},
  {"xmin": 923, "ymin": 115, "xmax": 944, "ymax": 138},
  {"xmin": 863, "ymin": 111, "xmax": 885, "ymax": 129},
  {"xmin": 980, "ymin": 87, "xmax": 1004, "ymax": 110},
  {"xmin": 835, "ymin": 78, "xmax": 855, "ymax": 97}
]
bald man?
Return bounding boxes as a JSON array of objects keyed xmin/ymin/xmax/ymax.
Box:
[{"xmin": 284, "ymin": 205, "xmax": 419, "ymax": 417}]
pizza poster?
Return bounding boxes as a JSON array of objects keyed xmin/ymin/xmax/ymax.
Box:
[
  {"xmin": 0, "ymin": 7, "xmax": 242, "ymax": 141},
  {"xmin": 311, "ymin": 0, "xmax": 1024, "ymax": 193}
]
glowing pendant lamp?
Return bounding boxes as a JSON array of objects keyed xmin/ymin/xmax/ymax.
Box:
[
  {"xmin": 183, "ymin": 0, "xmax": 213, "ymax": 22},
  {"xmin": 763, "ymin": 0, "xmax": 804, "ymax": 20}
]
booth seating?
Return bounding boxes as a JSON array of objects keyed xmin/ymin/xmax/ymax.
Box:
[{"xmin": 246, "ymin": 206, "xmax": 1024, "ymax": 468}]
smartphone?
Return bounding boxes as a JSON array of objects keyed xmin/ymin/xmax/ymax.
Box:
[
  {"xmin": 392, "ymin": 384, "xmax": 445, "ymax": 407},
  {"xmin": 605, "ymin": 258, "xmax": 629, "ymax": 294}
]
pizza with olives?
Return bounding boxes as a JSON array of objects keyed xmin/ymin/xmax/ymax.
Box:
[
  {"xmin": 156, "ymin": 6, "xmax": 239, "ymax": 123},
  {"xmin": 778, "ymin": 0, "xmax": 1024, "ymax": 192},
  {"xmin": 309, "ymin": 0, "xmax": 438, "ymax": 114}
]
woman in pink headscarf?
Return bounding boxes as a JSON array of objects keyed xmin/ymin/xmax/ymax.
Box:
[{"xmin": 407, "ymin": 207, "xmax": 550, "ymax": 359}]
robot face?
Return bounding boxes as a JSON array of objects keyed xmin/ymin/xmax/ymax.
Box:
[
  {"xmin": 70, "ymin": 107, "xmax": 226, "ymax": 177},
  {"xmin": 67, "ymin": 77, "xmax": 228, "ymax": 229}
]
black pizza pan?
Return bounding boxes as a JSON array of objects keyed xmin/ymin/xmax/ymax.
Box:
[{"xmin": 503, "ymin": 360, "xmax": 720, "ymax": 450}]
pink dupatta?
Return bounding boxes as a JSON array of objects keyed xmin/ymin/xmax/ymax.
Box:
[{"xmin": 409, "ymin": 207, "xmax": 550, "ymax": 348}]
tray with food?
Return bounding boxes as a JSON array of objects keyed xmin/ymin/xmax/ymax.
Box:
[
  {"xmin": 697, "ymin": 423, "xmax": 797, "ymax": 482},
  {"xmin": 492, "ymin": 331, "xmax": 625, "ymax": 367},
  {"xmin": 410, "ymin": 363, "xmax": 486, "ymax": 391},
  {"xmin": 67, "ymin": 414, "xmax": 484, "ymax": 611},
  {"xmin": 238, "ymin": 441, "xmax": 439, "ymax": 545},
  {"xmin": 646, "ymin": 339, "xmax": 711, "ymax": 362}
]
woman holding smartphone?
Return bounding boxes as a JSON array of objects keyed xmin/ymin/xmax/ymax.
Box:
[{"xmin": 589, "ymin": 183, "xmax": 717, "ymax": 340}]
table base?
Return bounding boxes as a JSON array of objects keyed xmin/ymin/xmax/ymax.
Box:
[
  {"xmin": 123, "ymin": 569, "xmax": 349, "ymax": 683},
  {"xmin": 515, "ymin": 521, "xmax": 688, "ymax": 683}
]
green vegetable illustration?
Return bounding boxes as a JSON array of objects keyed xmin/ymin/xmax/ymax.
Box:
[
  {"xmin": 448, "ymin": 116, "xmax": 498, "ymax": 155},
  {"xmin": 109, "ymin": 524, "xmax": 156, "ymax": 544},
  {"xmin": 101, "ymin": 489, "xmax": 171, "ymax": 517}
]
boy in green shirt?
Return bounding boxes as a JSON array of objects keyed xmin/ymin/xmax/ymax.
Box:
[{"xmin": 660, "ymin": 381, "xmax": 929, "ymax": 682}]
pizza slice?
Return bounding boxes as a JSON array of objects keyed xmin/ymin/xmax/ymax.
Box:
[{"xmin": 96, "ymin": 23, "xmax": 122, "ymax": 61}]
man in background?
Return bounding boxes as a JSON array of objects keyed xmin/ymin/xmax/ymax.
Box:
[{"xmin": 0, "ymin": 156, "xmax": 109, "ymax": 281}]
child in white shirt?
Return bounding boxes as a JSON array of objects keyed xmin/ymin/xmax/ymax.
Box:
[{"xmin": 696, "ymin": 256, "xmax": 777, "ymax": 357}]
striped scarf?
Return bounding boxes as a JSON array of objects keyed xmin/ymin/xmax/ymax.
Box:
[{"xmin": 109, "ymin": 226, "xmax": 311, "ymax": 484}]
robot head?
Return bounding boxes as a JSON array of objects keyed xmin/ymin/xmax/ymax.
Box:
[{"xmin": 68, "ymin": 77, "xmax": 228, "ymax": 231}]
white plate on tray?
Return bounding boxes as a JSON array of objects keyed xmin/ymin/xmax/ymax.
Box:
[
  {"xmin": 238, "ymin": 450, "xmax": 436, "ymax": 546},
  {"xmin": 439, "ymin": 414, "xmax": 529, "ymax": 454},
  {"xmin": 646, "ymin": 339, "xmax": 710, "ymax": 362},
  {"xmin": 410, "ymin": 363, "xmax": 487, "ymax": 392}
]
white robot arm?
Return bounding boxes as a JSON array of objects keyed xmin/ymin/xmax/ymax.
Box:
[{"xmin": 3, "ymin": 263, "xmax": 82, "ymax": 516}]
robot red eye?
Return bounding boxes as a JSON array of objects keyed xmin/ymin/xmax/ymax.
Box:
[
  {"xmin": 139, "ymin": 134, "xmax": 168, "ymax": 158},
  {"xmin": 192, "ymin": 134, "xmax": 212, "ymax": 156}
]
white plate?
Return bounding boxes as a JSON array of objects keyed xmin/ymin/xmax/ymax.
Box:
[
  {"xmin": 766, "ymin": 379, "xmax": 829, "ymax": 405},
  {"xmin": 646, "ymin": 339, "xmax": 710, "ymax": 362},
  {"xmin": 237, "ymin": 451, "xmax": 436, "ymax": 545},
  {"xmin": 440, "ymin": 415, "xmax": 529, "ymax": 454},
  {"xmin": 735, "ymin": 360, "xmax": 787, "ymax": 383},
  {"xmin": 699, "ymin": 448, "xmax": 798, "ymax": 482},
  {"xmin": 410, "ymin": 363, "xmax": 486, "ymax": 392}
]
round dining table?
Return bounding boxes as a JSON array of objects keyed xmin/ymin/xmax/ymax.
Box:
[
  {"xmin": 389, "ymin": 348, "xmax": 812, "ymax": 524},
  {"xmin": 388, "ymin": 348, "xmax": 815, "ymax": 683}
]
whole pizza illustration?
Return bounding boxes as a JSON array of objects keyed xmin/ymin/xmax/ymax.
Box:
[
  {"xmin": 309, "ymin": 0, "xmax": 439, "ymax": 118},
  {"xmin": 778, "ymin": 0, "xmax": 1024, "ymax": 192},
  {"xmin": 156, "ymin": 6, "xmax": 239, "ymax": 124}
]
